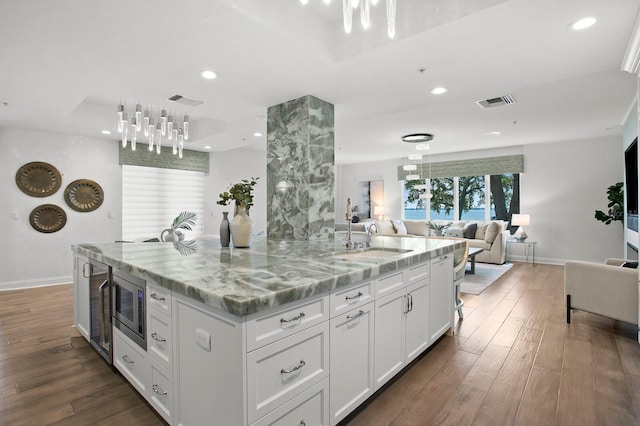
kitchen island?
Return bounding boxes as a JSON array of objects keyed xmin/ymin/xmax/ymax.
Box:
[{"xmin": 73, "ymin": 235, "xmax": 462, "ymax": 425}]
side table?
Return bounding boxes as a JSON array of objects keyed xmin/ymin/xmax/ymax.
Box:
[{"xmin": 506, "ymin": 239, "xmax": 537, "ymax": 265}]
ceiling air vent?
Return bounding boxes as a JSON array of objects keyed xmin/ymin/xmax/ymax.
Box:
[
  {"xmin": 168, "ymin": 94, "xmax": 203, "ymax": 107},
  {"xmin": 476, "ymin": 94, "xmax": 516, "ymax": 109}
]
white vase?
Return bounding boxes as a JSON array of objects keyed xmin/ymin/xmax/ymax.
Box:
[{"xmin": 230, "ymin": 207, "xmax": 252, "ymax": 248}]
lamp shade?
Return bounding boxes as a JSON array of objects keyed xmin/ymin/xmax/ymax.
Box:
[
  {"xmin": 512, "ymin": 214, "xmax": 530, "ymax": 226},
  {"xmin": 373, "ymin": 206, "xmax": 383, "ymax": 216}
]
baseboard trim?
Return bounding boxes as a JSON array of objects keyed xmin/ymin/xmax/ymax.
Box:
[{"xmin": 0, "ymin": 276, "xmax": 72, "ymax": 291}]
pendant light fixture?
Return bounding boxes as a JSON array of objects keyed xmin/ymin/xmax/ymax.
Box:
[{"xmin": 302, "ymin": 0, "xmax": 397, "ymax": 38}]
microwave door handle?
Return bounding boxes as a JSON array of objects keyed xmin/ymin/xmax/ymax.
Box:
[{"xmin": 98, "ymin": 280, "xmax": 109, "ymax": 349}]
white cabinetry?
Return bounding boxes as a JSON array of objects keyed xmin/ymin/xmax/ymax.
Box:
[
  {"xmin": 429, "ymin": 255, "xmax": 454, "ymax": 343},
  {"xmin": 373, "ymin": 265, "xmax": 430, "ymax": 390},
  {"xmin": 329, "ymin": 300, "xmax": 375, "ymax": 425},
  {"xmin": 73, "ymin": 254, "xmax": 91, "ymax": 340}
]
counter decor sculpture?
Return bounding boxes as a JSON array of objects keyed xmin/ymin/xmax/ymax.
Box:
[
  {"xmin": 161, "ymin": 211, "xmax": 197, "ymax": 242},
  {"xmin": 217, "ymin": 177, "xmax": 259, "ymax": 248}
]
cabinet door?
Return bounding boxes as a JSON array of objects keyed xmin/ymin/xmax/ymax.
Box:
[
  {"xmin": 73, "ymin": 255, "xmax": 91, "ymax": 340},
  {"xmin": 405, "ymin": 280, "xmax": 429, "ymax": 363},
  {"xmin": 429, "ymin": 255, "xmax": 453, "ymax": 343},
  {"xmin": 374, "ymin": 289, "xmax": 406, "ymax": 390},
  {"xmin": 330, "ymin": 302, "xmax": 374, "ymax": 425}
]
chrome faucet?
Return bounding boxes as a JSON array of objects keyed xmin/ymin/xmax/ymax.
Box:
[
  {"xmin": 345, "ymin": 198, "xmax": 353, "ymax": 249},
  {"xmin": 366, "ymin": 223, "xmax": 378, "ymax": 247}
]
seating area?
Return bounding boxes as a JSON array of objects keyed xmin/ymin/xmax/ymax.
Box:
[
  {"xmin": 564, "ymin": 258, "xmax": 639, "ymax": 325},
  {"xmin": 335, "ymin": 218, "xmax": 509, "ymax": 265}
]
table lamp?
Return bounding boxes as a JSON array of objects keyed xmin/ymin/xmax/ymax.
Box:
[
  {"xmin": 373, "ymin": 205, "xmax": 384, "ymax": 220},
  {"xmin": 512, "ymin": 214, "xmax": 530, "ymax": 241}
]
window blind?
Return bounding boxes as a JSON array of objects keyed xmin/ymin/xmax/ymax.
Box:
[
  {"xmin": 122, "ymin": 165, "xmax": 205, "ymax": 241},
  {"xmin": 397, "ymin": 154, "xmax": 524, "ymax": 180}
]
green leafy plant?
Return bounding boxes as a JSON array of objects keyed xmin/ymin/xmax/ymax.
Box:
[
  {"xmin": 217, "ymin": 177, "xmax": 259, "ymax": 211},
  {"xmin": 171, "ymin": 211, "xmax": 197, "ymax": 231},
  {"xmin": 594, "ymin": 182, "xmax": 624, "ymax": 225},
  {"xmin": 426, "ymin": 221, "xmax": 451, "ymax": 231}
]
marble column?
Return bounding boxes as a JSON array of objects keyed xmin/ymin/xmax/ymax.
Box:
[{"xmin": 267, "ymin": 95, "xmax": 334, "ymax": 240}]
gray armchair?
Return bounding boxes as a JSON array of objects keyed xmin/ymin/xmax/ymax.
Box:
[{"xmin": 564, "ymin": 258, "xmax": 638, "ymax": 325}]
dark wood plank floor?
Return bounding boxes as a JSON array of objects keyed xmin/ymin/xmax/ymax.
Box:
[{"xmin": 1, "ymin": 263, "xmax": 639, "ymax": 425}]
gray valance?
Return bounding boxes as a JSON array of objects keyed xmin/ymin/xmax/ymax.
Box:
[
  {"xmin": 119, "ymin": 144, "xmax": 209, "ymax": 173},
  {"xmin": 397, "ymin": 154, "xmax": 523, "ymax": 180}
]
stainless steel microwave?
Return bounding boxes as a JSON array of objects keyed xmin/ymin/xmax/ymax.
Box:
[{"xmin": 112, "ymin": 269, "xmax": 146, "ymax": 350}]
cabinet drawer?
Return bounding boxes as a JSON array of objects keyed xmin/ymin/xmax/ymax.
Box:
[
  {"xmin": 375, "ymin": 271, "xmax": 405, "ymax": 297},
  {"xmin": 113, "ymin": 327, "xmax": 149, "ymax": 396},
  {"xmin": 246, "ymin": 295, "xmax": 329, "ymax": 352},
  {"xmin": 149, "ymin": 362, "xmax": 173, "ymax": 424},
  {"xmin": 147, "ymin": 310, "xmax": 172, "ymax": 370},
  {"xmin": 251, "ymin": 378, "xmax": 329, "ymax": 426},
  {"xmin": 247, "ymin": 322, "xmax": 330, "ymax": 424},
  {"xmin": 147, "ymin": 283, "xmax": 172, "ymax": 316},
  {"xmin": 330, "ymin": 280, "xmax": 373, "ymax": 318},
  {"xmin": 406, "ymin": 262, "xmax": 429, "ymax": 284}
]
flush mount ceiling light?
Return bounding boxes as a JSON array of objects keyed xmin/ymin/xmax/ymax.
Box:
[
  {"xmin": 117, "ymin": 101, "xmax": 191, "ymax": 158},
  {"xmin": 571, "ymin": 16, "xmax": 596, "ymax": 30},
  {"xmin": 301, "ymin": 0, "xmax": 396, "ymax": 38},
  {"xmin": 402, "ymin": 133, "xmax": 434, "ymax": 143}
]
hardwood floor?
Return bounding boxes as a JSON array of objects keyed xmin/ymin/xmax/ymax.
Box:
[{"xmin": 1, "ymin": 263, "xmax": 639, "ymax": 425}]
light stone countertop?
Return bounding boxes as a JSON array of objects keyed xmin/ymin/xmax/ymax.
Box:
[{"xmin": 72, "ymin": 236, "xmax": 462, "ymax": 318}]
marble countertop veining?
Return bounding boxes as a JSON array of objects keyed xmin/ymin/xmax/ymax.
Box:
[{"xmin": 72, "ymin": 236, "xmax": 462, "ymax": 318}]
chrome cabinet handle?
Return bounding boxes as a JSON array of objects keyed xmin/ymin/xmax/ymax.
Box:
[
  {"xmin": 281, "ymin": 360, "xmax": 306, "ymax": 374},
  {"xmin": 345, "ymin": 291, "xmax": 363, "ymax": 301},
  {"xmin": 122, "ymin": 355, "xmax": 134, "ymax": 364},
  {"xmin": 152, "ymin": 384, "xmax": 168, "ymax": 396},
  {"xmin": 151, "ymin": 332, "xmax": 166, "ymax": 343},
  {"xmin": 280, "ymin": 312, "xmax": 305, "ymax": 323},
  {"xmin": 347, "ymin": 310, "xmax": 365, "ymax": 319},
  {"xmin": 300, "ymin": 422, "xmax": 306, "ymax": 426},
  {"xmin": 150, "ymin": 293, "xmax": 165, "ymax": 302},
  {"xmin": 409, "ymin": 294, "xmax": 413, "ymax": 312}
]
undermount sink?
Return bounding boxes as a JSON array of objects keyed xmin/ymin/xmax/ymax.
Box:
[{"xmin": 330, "ymin": 247, "xmax": 413, "ymax": 260}]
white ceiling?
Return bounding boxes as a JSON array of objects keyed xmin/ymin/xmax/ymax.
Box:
[{"xmin": 0, "ymin": 0, "xmax": 638, "ymax": 164}]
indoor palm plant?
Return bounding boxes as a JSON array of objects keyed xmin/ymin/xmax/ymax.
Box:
[
  {"xmin": 161, "ymin": 211, "xmax": 197, "ymax": 242},
  {"xmin": 217, "ymin": 177, "xmax": 259, "ymax": 248},
  {"xmin": 426, "ymin": 220, "xmax": 451, "ymax": 236}
]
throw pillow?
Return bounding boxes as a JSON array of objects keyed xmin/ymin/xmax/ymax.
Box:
[
  {"xmin": 463, "ymin": 223, "xmax": 478, "ymax": 239},
  {"xmin": 443, "ymin": 227, "xmax": 464, "ymax": 238},
  {"xmin": 621, "ymin": 261, "xmax": 639, "ymax": 269},
  {"xmin": 484, "ymin": 221, "xmax": 500, "ymax": 243},
  {"xmin": 391, "ymin": 219, "xmax": 408, "ymax": 235},
  {"xmin": 475, "ymin": 223, "xmax": 489, "ymax": 240},
  {"xmin": 375, "ymin": 220, "xmax": 396, "ymax": 235}
]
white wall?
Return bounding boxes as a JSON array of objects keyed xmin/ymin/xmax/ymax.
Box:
[
  {"xmin": 338, "ymin": 136, "xmax": 624, "ymax": 264},
  {"xmin": 204, "ymin": 146, "xmax": 267, "ymax": 238},
  {"xmin": 1, "ymin": 128, "xmax": 122, "ymax": 289}
]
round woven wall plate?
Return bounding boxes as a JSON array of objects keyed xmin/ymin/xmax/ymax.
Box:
[
  {"xmin": 30, "ymin": 204, "xmax": 67, "ymax": 233},
  {"xmin": 15, "ymin": 161, "xmax": 62, "ymax": 197},
  {"xmin": 64, "ymin": 179, "xmax": 104, "ymax": 212}
]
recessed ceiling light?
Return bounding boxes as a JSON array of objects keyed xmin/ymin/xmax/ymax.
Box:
[
  {"xmin": 571, "ymin": 16, "xmax": 596, "ymax": 30},
  {"xmin": 484, "ymin": 131, "xmax": 501, "ymax": 136},
  {"xmin": 430, "ymin": 87, "xmax": 448, "ymax": 95},
  {"xmin": 204, "ymin": 145, "xmax": 212, "ymax": 150},
  {"xmin": 101, "ymin": 130, "xmax": 111, "ymax": 135},
  {"xmin": 201, "ymin": 70, "xmax": 218, "ymax": 80},
  {"xmin": 402, "ymin": 133, "xmax": 434, "ymax": 143},
  {"xmin": 253, "ymin": 132, "xmax": 263, "ymax": 137}
]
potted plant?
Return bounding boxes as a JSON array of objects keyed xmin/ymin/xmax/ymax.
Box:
[
  {"xmin": 594, "ymin": 182, "xmax": 624, "ymax": 225},
  {"xmin": 426, "ymin": 220, "xmax": 451, "ymax": 236},
  {"xmin": 161, "ymin": 211, "xmax": 197, "ymax": 242},
  {"xmin": 217, "ymin": 177, "xmax": 259, "ymax": 248}
]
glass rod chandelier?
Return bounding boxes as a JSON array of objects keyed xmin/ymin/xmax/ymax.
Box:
[
  {"xmin": 117, "ymin": 102, "xmax": 190, "ymax": 158},
  {"xmin": 300, "ymin": 0, "xmax": 397, "ymax": 39}
]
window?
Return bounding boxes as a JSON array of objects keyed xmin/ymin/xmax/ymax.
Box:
[
  {"xmin": 403, "ymin": 173, "xmax": 520, "ymax": 221},
  {"xmin": 122, "ymin": 165, "xmax": 205, "ymax": 241}
]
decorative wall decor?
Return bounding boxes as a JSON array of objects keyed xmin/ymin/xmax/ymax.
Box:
[
  {"xmin": 15, "ymin": 161, "xmax": 62, "ymax": 197},
  {"xmin": 356, "ymin": 179, "xmax": 384, "ymax": 219},
  {"xmin": 64, "ymin": 179, "xmax": 104, "ymax": 212},
  {"xmin": 29, "ymin": 204, "xmax": 67, "ymax": 233}
]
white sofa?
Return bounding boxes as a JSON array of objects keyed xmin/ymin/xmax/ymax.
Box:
[{"xmin": 365, "ymin": 219, "xmax": 509, "ymax": 265}]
